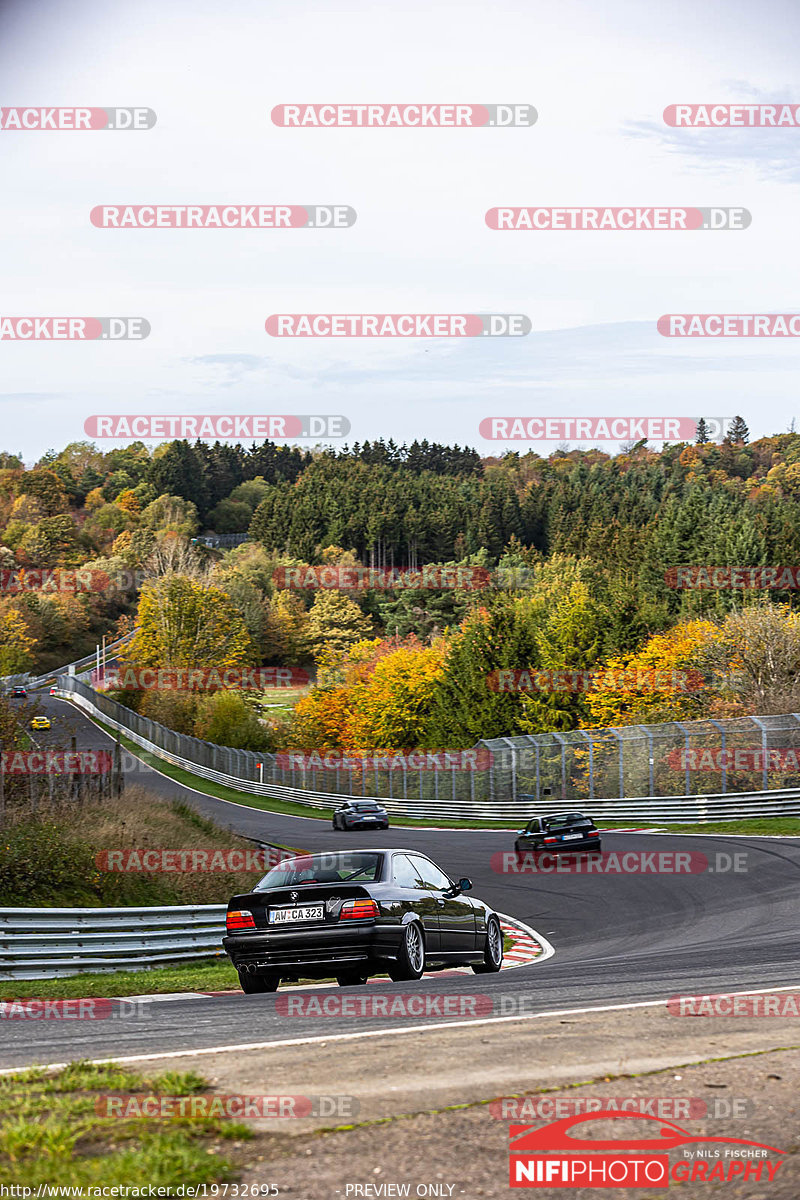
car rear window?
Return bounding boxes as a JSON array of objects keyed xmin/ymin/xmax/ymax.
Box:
[
  {"xmin": 353, "ymin": 803, "xmax": 382, "ymax": 811},
  {"xmin": 255, "ymin": 851, "xmax": 384, "ymax": 889},
  {"xmin": 543, "ymin": 813, "xmax": 589, "ymax": 829}
]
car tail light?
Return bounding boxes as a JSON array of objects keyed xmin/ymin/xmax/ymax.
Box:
[
  {"xmin": 543, "ymin": 836, "xmax": 557, "ymax": 844},
  {"xmin": 226, "ymin": 909, "xmax": 256, "ymax": 931},
  {"xmin": 339, "ymin": 898, "xmax": 379, "ymax": 921},
  {"xmin": 588, "ymin": 829, "xmax": 599, "ymax": 836}
]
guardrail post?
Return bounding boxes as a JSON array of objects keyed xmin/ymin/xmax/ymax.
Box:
[
  {"xmin": 676, "ymin": 722, "xmax": 692, "ymax": 796},
  {"xmin": 635, "ymin": 726, "xmax": 655, "ymax": 796},
  {"xmin": 751, "ymin": 717, "xmax": 769, "ymax": 792},
  {"xmin": 551, "ymin": 733, "xmax": 567, "ymax": 800},
  {"xmin": 534, "ymin": 737, "xmax": 541, "ymax": 800},
  {"xmin": 709, "ymin": 719, "xmax": 726, "ymax": 793}
]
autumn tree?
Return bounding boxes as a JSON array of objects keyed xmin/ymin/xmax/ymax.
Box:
[
  {"xmin": 303, "ymin": 591, "xmax": 373, "ymax": 663},
  {"xmin": 702, "ymin": 603, "xmax": 800, "ymax": 714},
  {"xmin": 126, "ymin": 576, "xmax": 254, "ymax": 672},
  {"xmin": 0, "ymin": 603, "xmax": 35, "ymax": 673},
  {"xmin": 585, "ymin": 619, "xmax": 720, "ymax": 728}
]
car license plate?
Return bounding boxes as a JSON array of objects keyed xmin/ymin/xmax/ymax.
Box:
[
  {"xmin": 562, "ymin": 832, "xmax": 583, "ymax": 841},
  {"xmin": 269, "ymin": 905, "xmax": 324, "ymax": 924},
  {"xmin": 362, "ymin": 816, "xmax": 377, "ymax": 820}
]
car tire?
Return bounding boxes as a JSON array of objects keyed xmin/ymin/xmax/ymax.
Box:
[
  {"xmin": 331, "ymin": 819, "xmax": 339, "ymax": 830},
  {"xmin": 336, "ymin": 969, "xmax": 369, "ymax": 986},
  {"xmin": 238, "ymin": 969, "xmax": 280, "ymax": 994},
  {"xmin": 388, "ymin": 921, "xmax": 425, "ymax": 982},
  {"xmin": 472, "ymin": 915, "xmax": 504, "ymax": 974}
]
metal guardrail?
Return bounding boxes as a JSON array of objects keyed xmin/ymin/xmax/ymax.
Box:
[
  {"xmin": 55, "ymin": 678, "xmax": 800, "ymax": 822},
  {"xmin": 2, "ymin": 633, "xmax": 135, "ymax": 693},
  {"xmin": 0, "ymin": 905, "xmax": 227, "ymax": 979}
]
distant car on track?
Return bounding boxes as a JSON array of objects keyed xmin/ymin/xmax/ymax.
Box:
[
  {"xmin": 223, "ymin": 848, "xmax": 503, "ymax": 993},
  {"xmin": 332, "ymin": 800, "xmax": 389, "ymax": 830},
  {"xmin": 514, "ymin": 811, "xmax": 601, "ymax": 855},
  {"xmin": 30, "ymin": 716, "xmax": 51, "ymax": 730},
  {"xmin": 49, "ymin": 685, "xmax": 58, "ymax": 695},
  {"xmin": 8, "ymin": 686, "xmax": 27, "ymax": 698}
]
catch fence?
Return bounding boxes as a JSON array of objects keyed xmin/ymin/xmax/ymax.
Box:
[{"xmin": 55, "ymin": 676, "xmax": 800, "ymax": 821}]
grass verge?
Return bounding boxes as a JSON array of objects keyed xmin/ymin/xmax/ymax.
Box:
[
  {"xmin": 0, "ymin": 1061, "xmax": 251, "ymax": 1189},
  {"xmin": 652, "ymin": 817, "xmax": 800, "ymax": 836},
  {"xmin": 0, "ymin": 960, "xmax": 239, "ymax": 1002}
]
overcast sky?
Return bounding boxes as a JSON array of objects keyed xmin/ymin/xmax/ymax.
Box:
[{"xmin": 2, "ymin": 0, "xmax": 799, "ymax": 461}]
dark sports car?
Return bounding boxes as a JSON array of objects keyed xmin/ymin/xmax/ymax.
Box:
[
  {"xmin": 223, "ymin": 848, "xmax": 504, "ymax": 993},
  {"xmin": 332, "ymin": 800, "xmax": 389, "ymax": 830},
  {"xmin": 514, "ymin": 810, "xmax": 602, "ymax": 855}
]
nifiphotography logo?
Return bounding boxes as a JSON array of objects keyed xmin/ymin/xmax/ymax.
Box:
[{"xmin": 509, "ymin": 1112, "xmax": 784, "ymax": 1188}]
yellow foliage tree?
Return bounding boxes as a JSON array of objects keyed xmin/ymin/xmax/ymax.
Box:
[
  {"xmin": 585, "ymin": 619, "xmax": 720, "ymax": 728},
  {"xmin": 125, "ymin": 576, "xmax": 254, "ymax": 672},
  {"xmin": 0, "ymin": 603, "xmax": 35, "ymax": 674}
]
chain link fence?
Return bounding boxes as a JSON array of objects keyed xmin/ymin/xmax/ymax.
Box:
[
  {"xmin": 480, "ymin": 716, "xmax": 800, "ymax": 804},
  {"xmin": 55, "ymin": 675, "xmax": 800, "ymax": 820}
]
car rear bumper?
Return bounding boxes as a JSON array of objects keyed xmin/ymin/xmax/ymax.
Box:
[
  {"xmin": 223, "ymin": 922, "xmax": 401, "ymax": 977},
  {"xmin": 517, "ymin": 837, "xmax": 602, "ymax": 853}
]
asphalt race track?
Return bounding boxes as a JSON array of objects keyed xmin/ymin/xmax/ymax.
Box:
[{"xmin": 3, "ymin": 691, "xmax": 799, "ymax": 1071}]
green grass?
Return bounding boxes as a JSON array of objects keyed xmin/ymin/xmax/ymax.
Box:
[
  {"xmin": 0, "ymin": 959, "xmax": 240, "ymax": 1001},
  {"xmin": 0, "ymin": 1061, "xmax": 252, "ymax": 1190},
  {"xmin": 653, "ymin": 817, "xmax": 800, "ymax": 836}
]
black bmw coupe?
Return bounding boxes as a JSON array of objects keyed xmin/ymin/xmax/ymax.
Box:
[
  {"xmin": 514, "ymin": 810, "xmax": 602, "ymax": 855},
  {"xmin": 223, "ymin": 848, "xmax": 504, "ymax": 993}
]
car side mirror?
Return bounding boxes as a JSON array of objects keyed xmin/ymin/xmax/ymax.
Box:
[{"xmin": 458, "ymin": 877, "xmax": 472, "ymax": 892}]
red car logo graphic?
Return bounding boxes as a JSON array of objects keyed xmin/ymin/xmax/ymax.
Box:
[{"xmin": 510, "ymin": 1110, "xmax": 784, "ymax": 1155}]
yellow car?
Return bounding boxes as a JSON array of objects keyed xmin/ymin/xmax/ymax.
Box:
[{"xmin": 30, "ymin": 716, "xmax": 51, "ymax": 731}]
